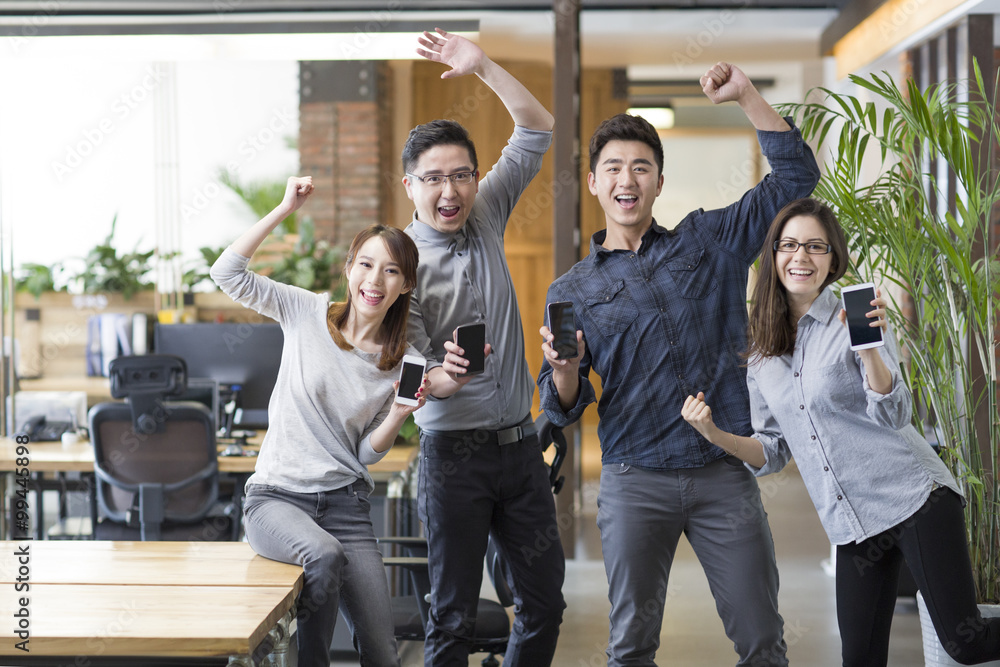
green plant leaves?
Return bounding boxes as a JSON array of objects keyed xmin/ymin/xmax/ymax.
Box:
[{"xmin": 787, "ymin": 64, "xmax": 1000, "ymax": 602}]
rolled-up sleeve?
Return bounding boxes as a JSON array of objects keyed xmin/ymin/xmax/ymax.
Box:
[
  {"xmin": 860, "ymin": 333, "xmax": 913, "ymax": 430},
  {"xmin": 746, "ymin": 369, "xmax": 792, "ymax": 476},
  {"xmin": 538, "ymin": 362, "xmax": 596, "ymax": 427}
]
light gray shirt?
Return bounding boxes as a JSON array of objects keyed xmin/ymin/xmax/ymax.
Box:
[
  {"xmin": 211, "ymin": 248, "xmax": 408, "ymax": 493},
  {"xmin": 405, "ymin": 126, "xmax": 552, "ymax": 431},
  {"xmin": 747, "ymin": 287, "xmax": 961, "ymax": 545}
]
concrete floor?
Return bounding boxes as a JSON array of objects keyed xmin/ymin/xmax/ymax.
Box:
[{"xmin": 336, "ymin": 460, "xmax": 927, "ymax": 666}]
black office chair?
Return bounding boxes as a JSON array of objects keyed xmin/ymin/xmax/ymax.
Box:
[
  {"xmin": 88, "ymin": 354, "xmax": 234, "ymax": 541},
  {"xmin": 383, "ymin": 412, "xmax": 568, "ymax": 666}
]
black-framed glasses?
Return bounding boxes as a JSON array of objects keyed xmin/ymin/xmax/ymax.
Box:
[
  {"xmin": 773, "ymin": 240, "xmax": 832, "ymax": 255},
  {"xmin": 405, "ymin": 171, "xmax": 477, "ymax": 187}
]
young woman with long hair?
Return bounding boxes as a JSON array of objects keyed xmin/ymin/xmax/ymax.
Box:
[
  {"xmin": 211, "ymin": 176, "xmax": 427, "ymax": 667},
  {"xmin": 681, "ymin": 197, "xmax": 1000, "ymax": 666}
]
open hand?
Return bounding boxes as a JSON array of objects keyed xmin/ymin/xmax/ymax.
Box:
[{"xmin": 416, "ymin": 28, "xmax": 486, "ymax": 79}]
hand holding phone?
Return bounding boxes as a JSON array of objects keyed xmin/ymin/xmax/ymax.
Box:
[
  {"xmin": 546, "ymin": 301, "xmax": 579, "ymax": 360},
  {"xmin": 396, "ymin": 355, "xmax": 427, "ymax": 406},
  {"xmin": 455, "ymin": 322, "xmax": 487, "ymax": 375},
  {"xmin": 841, "ymin": 283, "xmax": 885, "ymax": 351}
]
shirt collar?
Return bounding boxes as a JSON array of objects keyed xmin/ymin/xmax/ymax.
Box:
[
  {"xmin": 409, "ymin": 214, "xmax": 467, "ymax": 252},
  {"xmin": 803, "ymin": 287, "xmax": 841, "ymax": 325},
  {"xmin": 589, "ymin": 219, "xmax": 667, "ymax": 260}
]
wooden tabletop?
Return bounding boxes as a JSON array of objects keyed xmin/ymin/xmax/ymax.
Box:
[
  {"xmin": 0, "ymin": 540, "xmax": 303, "ymax": 588},
  {"xmin": 0, "ymin": 584, "xmax": 297, "ymax": 657},
  {"xmin": 0, "ymin": 540, "xmax": 304, "ymax": 658}
]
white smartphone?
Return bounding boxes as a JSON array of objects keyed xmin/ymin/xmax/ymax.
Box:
[
  {"xmin": 396, "ymin": 354, "xmax": 426, "ymax": 406},
  {"xmin": 841, "ymin": 283, "xmax": 885, "ymax": 351}
]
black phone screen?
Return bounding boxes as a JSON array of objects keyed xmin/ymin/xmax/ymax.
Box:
[
  {"xmin": 456, "ymin": 323, "xmax": 486, "ymax": 375},
  {"xmin": 548, "ymin": 301, "xmax": 578, "ymax": 359},
  {"xmin": 843, "ymin": 287, "xmax": 882, "ymax": 348},
  {"xmin": 398, "ymin": 361, "xmax": 425, "ymax": 399}
]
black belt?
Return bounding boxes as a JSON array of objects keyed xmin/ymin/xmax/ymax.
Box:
[{"xmin": 422, "ymin": 421, "xmax": 536, "ymax": 446}]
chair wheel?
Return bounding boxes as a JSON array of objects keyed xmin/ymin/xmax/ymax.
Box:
[{"xmin": 481, "ymin": 656, "xmax": 500, "ymax": 667}]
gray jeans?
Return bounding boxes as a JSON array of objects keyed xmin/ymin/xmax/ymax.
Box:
[
  {"xmin": 243, "ymin": 482, "xmax": 400, "ymax": 667},
  {"xmin": 597, "ymin": 457, "xmax": 787, "ymax": 667}
]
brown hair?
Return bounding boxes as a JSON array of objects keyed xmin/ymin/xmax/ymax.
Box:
[
  {"xmin": 327, "ymin": 224, "xmax": 419, "ymax": 371},
  {"xmin": 746, "ymin": 198, "xmax": 849, "ymax": 362}
]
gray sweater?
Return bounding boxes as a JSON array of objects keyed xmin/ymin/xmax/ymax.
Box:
[{"xmin": 211, "ymin": 248, "xmax": 405, "ymax": 493}]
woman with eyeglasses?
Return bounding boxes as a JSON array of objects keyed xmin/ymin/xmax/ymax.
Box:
[{"xmin": 680, "ymin": 197, "xmax": 1000, "ymax": 666}]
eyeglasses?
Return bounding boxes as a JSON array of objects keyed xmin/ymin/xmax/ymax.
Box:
[
  {"xmin": 773, "ymin": 240, "xmax": 832, "ymax": 255},
  {"xmin": 406, "ymin": 171, "xmax": 477, "ymax": 187}
]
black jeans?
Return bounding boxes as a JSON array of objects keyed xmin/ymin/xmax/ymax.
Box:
[
  {"xmin": 836, "ymin": 487, "xmax": 1000, "ymax": 666},
  {"xmin": 417, "ymin": 427, "xmax": 566, "ymax": 666}
]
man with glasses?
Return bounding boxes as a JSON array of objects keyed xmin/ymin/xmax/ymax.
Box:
[
  {"xmin": 537, "ymin": 63, "xmax": 820, "ymax": 666},
  {"xmin": 402, "ymin": 28, "xmax": 564, "ymax": 666}
]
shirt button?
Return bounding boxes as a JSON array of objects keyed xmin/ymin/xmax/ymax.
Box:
[
  {"xmin": 837, "ymin": 495, "xmax": 843, "ymax": 500},
  {"xmin": 823, "ymin": 466, "xmax": 829, "ymax": 471},
  {"xmin": 793, "ymin": 372, "xmax": 799, "ymax": 377},
  {"xmin": 630, "ymin": 253, "xmax": 635, "ymax": 259},
  {"xmin": 799, "ymin": 405, "xmax": 804, "ymax": 410},
  {"xmin": 670, "ymin": 340, "xmax": 676, "ymax": 346},
  {"xmin": 811, "ymin": 435, "xmax": 817, "ymax": 440}
]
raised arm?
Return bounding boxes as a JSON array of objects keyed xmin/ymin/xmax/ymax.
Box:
[
  {"xmin": 229, "ymin": 176, "xmax": 314, "ymax": 258},
  {"xmin": 700, "ymin": 62, "xmax": 789, "ymax": 133},
  {"xmin": 417, "ymin": 28, "xmax": 554, "ymax": 132}
]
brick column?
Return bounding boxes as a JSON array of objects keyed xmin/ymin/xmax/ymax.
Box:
[{"xmin": 299, "ymin": 61, "xmax": 390, "ymax": 247}]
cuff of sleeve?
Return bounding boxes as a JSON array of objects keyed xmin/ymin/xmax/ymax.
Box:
[
  {"xmin": 756, "ymin": 117, "xmax": 804, "ymax": 158},
  {"xmin": 746, "ymin": 433, "xmax": 781, "ymax": 476},
  {"xmin": 863, "ymin": 368, "xmax": 905, "ymax": 404},
  {"xmin": 538, "ymin": 374, "xmax": 595, "ymax": 427},
  {"xmin": 358, "ymin": 437, "xmax": 390, "ymax": 466},
  {"xmin": 512, "ymin": 125, "xmax": 554, "ymax": 151}
]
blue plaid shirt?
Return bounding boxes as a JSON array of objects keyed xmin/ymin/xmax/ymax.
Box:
[{"xmin": 538, "ymin": 119, "xmax": 820, "ymax": 470}]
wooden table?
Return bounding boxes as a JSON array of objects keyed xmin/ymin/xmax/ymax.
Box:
[
  {"xmin": 0, "ymin": 437, "xmax": 419, "ymax": 540},
  {"xmin": 0, "ymin": 540, "xmax": 304, "ymax": 665}
]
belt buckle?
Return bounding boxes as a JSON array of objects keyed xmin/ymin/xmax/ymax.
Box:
[{"xmin": 498, "ymin": 425, "xmax": 522, "ymax": 446}]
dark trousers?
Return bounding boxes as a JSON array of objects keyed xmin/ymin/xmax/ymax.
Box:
[
  {"xmin": 837, "ymin": 487, "xmax": 1000, "ymax": 666},
  {"xmin": 417, "ymin": 428, "xmax": 566, "ymax": 666}
]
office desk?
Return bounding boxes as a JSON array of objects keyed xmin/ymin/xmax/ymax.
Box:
[
  {"xmin": 0, "ymin": 437, "xmax": 419, "ymax": 539},
  {"xmin": 0, "ymin": 540, "xmax": 303, "ymax": 665}
]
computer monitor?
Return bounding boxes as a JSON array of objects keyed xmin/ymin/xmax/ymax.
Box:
[
  {"xmin": 154, "ymin": 322, "xmax": 283, "ymax": 430},
  {"xmin": 175, "ymin": 377, "xmax": 220, "ymax": 430}
]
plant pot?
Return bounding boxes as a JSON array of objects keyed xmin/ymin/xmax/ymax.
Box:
[{"xmin": 917, "ymin": 591, "xmax": 1000, "ymax": 666}]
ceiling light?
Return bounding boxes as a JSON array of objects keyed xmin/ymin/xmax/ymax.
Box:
[{"xmin": 628, "ymin": 106, "xmax": 674, "ymax": 130}]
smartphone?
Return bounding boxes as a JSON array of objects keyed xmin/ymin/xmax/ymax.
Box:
[
  {"xmin": 547, "ymin": 301, "xmax": 579, "ymax": 359},
  {"xmin": 842, "ymin": 283, "xmax": 884, "ymax": 350},
  {"xmin": 396, "ymin": 354, "xmax": 427, "ymax": 406},
  {"xmin": 455, "ymin": 322, "xmax": 486, "ymax": 376}
]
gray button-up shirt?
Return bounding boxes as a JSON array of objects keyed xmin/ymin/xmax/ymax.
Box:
[
  {"xmin": 747, "ymin": 287, "xmax": 961, "ymax": 544},
  {"xmin": 405, "ymin": 126, "xmax": 552, "ymax": 431}
]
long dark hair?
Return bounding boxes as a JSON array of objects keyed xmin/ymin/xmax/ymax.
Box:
[
  {"xmin": 746, "ymin": 198, "xmax": 849, "ymax": 362},
  {"xmin": 327, "ymin": 224, "xmax": 419, "ymax": 371}
]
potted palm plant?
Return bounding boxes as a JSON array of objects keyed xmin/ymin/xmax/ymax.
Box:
[{"xmin": 780, "ymin": 64, "xmax": 1000, "ymax": 665}]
